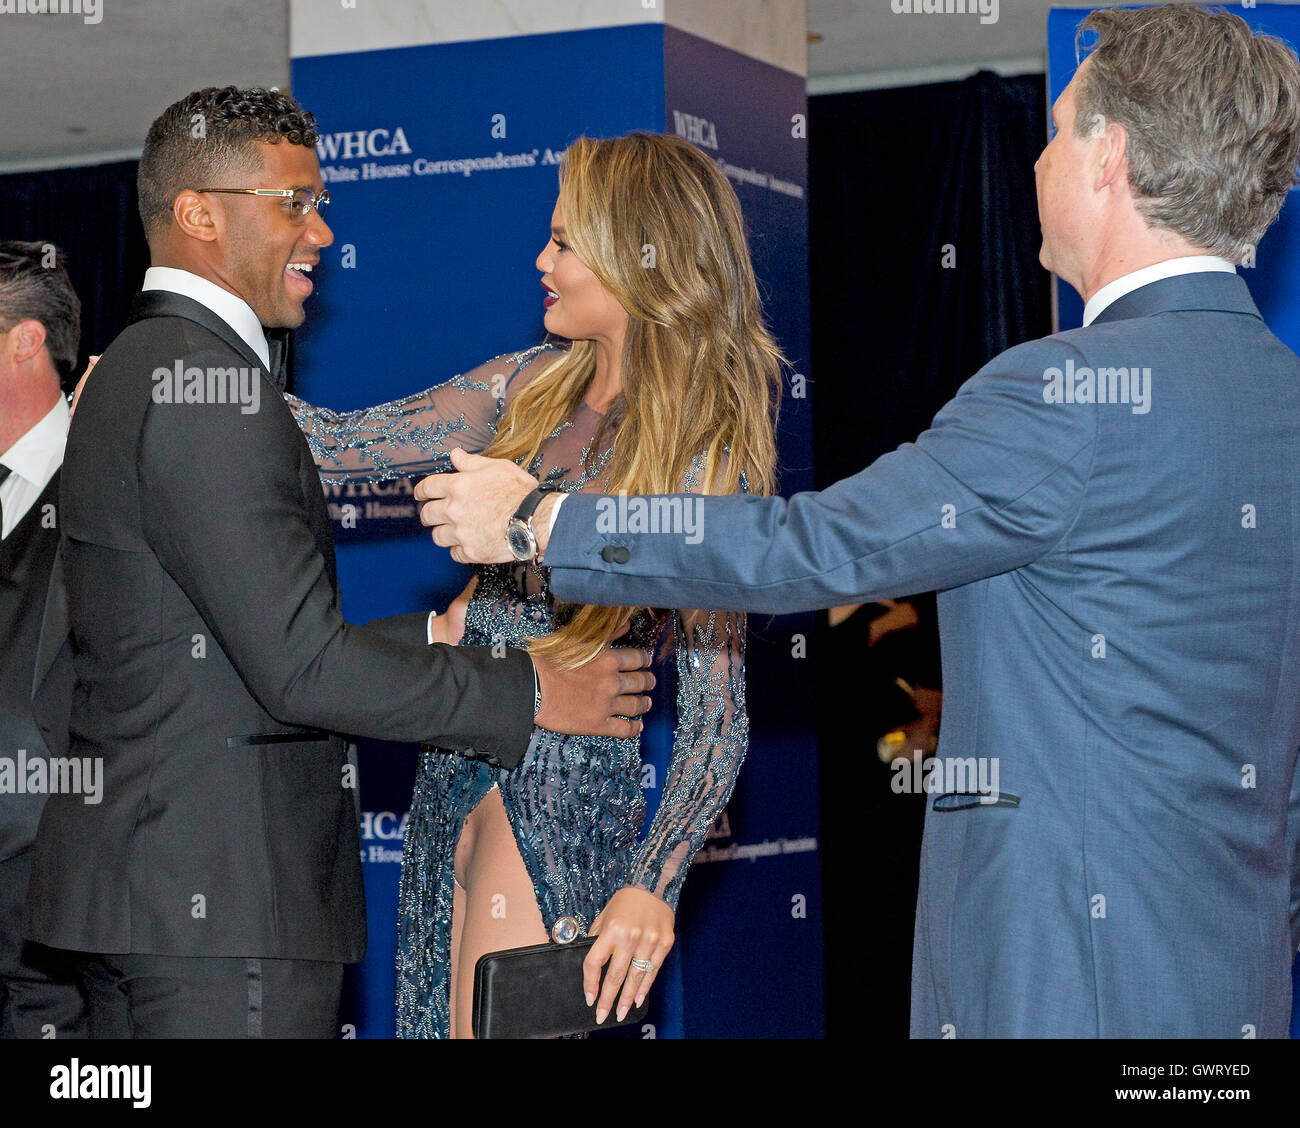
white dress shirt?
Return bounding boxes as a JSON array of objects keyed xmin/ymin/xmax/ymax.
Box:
[
  {"xmin": 1082, "ymin": 255, "xmax": 1237, "ymax": 326},
  {"xmin": 142, "ymin": 266, "xmax": 271, "ymax": 369},
  {"xmin": 1, "ymin": 396, "xmax": 69, "ymax": 539}
]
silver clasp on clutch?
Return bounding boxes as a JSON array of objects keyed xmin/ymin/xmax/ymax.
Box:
[{"xmin": 550, "ymin": 915, "xmax": 580, "ymax": 944}]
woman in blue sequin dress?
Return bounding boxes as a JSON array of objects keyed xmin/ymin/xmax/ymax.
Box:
[{"xmin": 287, "ymin": 134, "xmax": 784, "ymax": 1037}]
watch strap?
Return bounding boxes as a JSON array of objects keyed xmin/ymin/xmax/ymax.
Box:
[{"xmin": 512, "ymin": 484, "xmax": 554, "ymax": 526}]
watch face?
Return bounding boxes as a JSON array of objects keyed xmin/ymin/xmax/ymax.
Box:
[{"xmin": 506, "ymin": 519, "xmax": 535, "ymax": 561}]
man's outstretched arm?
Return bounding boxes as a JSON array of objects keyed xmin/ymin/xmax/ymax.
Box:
[{"xmin": 416, "ymin": 338, "xmax": 1098, "ymax": 615}]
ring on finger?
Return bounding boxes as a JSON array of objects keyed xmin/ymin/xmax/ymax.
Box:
[{"xmin": 630, "ymin": 957, "xmax": 655, "ymax": 973}]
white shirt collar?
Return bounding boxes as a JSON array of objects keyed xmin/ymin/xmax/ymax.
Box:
[
  {"xmin": 1, "ymin": 395, "xmax": 68, "ymax": 487},
  {"xmin": 1082, "ymin": 256, "xmax": 1237, "ymax": 327},
  {"xmin": 142, "ymin": 266, "xmax": 271, "ymax": 369}
]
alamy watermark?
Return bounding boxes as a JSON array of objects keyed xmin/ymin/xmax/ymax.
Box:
[
  {"xmin": 0, "ymin": 750, "xmax": 103, "ymax": 805},
  {"xmin": 891, "ymin": 752, "xmax": 1002, "ymax": 804},
  {"xmin": 595, "ymin": 492, "xmax": 704, "ymax": 544},
  {"xmin": 152, "ymin": 361, "xmax": 261, "ymax": 414},
  {"xmin": 890, "ymin": 0, "xmax": 998, "ymax": 26},
  {"xmin": 50, "ymin": 1059, "xmax": 150, "ymax": 1108},
  {"xmin": 1043, "ymin": 359, "xmax": 1151, "ymax": 415},
  {"xmin": 0, "ymin": 0, "xmax": 102, "ymax": 24}
]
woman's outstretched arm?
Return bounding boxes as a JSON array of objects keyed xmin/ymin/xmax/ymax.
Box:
[{"xmin": 285, "ymin": 343, "xmax": 563, "ymax": 483}]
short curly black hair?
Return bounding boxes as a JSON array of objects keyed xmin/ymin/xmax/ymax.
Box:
[{"xmin": 137, "ymin": 86, "xmax": 320, "ymax": 241}]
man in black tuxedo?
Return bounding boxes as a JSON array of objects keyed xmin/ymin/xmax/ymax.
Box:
[
  {"xmin": 24, "ymin": 87, "xmax": 654, "ymax": 1039},
  {"xmin": 0, "ymin": 242, "xmax": 88, "ymax": 1038}
]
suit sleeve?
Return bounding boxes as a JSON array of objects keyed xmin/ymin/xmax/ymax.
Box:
[
  {"xmin": 547, "ymin": 338, "xmax": 1098, "ymax": 613},
  {"xmin": 138, "ymin": 350, "xmax": 534, "ymax": 767},
  {"xmin": 364, "ymin": 611, "xmax": 434, "ymax": 646}
]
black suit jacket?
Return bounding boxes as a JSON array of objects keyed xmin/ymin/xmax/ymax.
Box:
[
  {"xmin": 0, "ymin": 472, "xmax": 63, "ymax": 862},
  {"xmin": 24, "ymin": 290, "xmax": 534, "ymax": 962}
]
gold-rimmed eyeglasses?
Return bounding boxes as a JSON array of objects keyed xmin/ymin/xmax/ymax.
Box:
[{"xmin": 195, "ymin": 187, "xmax": 330, "ymax": 220}]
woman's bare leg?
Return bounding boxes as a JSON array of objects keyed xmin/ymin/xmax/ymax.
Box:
[{"xmin": 451, "ymin": 786, "xmax": 548, "ymax": 1039}]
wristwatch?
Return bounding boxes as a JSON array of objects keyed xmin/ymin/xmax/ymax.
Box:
[{"xmin": 506, "ymin": 485, "xmax": 555, "ymax": 563}]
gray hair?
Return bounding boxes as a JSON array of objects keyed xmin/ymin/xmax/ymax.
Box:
[
  {"xmin": 0, "ymin": 240, "xmax": 81, "ymax": 383},
  {"xmin": 1074, "ymin": 4, "xmax": 1300, "ymax": 262}
]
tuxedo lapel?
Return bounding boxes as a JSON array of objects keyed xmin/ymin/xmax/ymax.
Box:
[
  {"xmin": 128, "ymin": 290, "xmax": 273, "ymax": 380},
  {"xmin": 31, "ymin": 548, "xmax": 70, "ymax": 757}
]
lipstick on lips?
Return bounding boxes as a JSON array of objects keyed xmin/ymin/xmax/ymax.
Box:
[{"xmin": 541, "ymin": 279, "xmax": 559, "ymax": 308}]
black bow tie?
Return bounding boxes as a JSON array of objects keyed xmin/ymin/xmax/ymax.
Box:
[{"xmin": 265, "ymin": 332, "xmax": 290, "ymax": 391}]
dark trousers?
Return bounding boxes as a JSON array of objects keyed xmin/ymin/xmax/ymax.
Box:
[
  {"xmin": 75, "ymin": 952, "xmax": 343, "ymax": 1038},
  {"xmin": 0, "ymin": 848, "xmax": 88, "ymax": 1039}
]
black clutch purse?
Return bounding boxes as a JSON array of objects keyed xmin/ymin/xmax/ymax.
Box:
[{"xmin": 472, "ymin": 936, "xmax": 650, "ymax": 1039}]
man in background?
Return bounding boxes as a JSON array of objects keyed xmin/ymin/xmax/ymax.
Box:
[{"xmin": 0, "ymin": 241, "xmax": 86, "ymax": 1038}]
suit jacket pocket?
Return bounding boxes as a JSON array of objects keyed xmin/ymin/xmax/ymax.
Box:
[
  {"xmin": 227, "ymin": 730, "xmax": 331, "ymax": 747},
  {"xmin": 932, "ymin": 791, "xmax": 1021, "ymax": 812}
]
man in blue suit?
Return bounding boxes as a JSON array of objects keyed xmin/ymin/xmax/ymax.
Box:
[{"xmin": 417, "ymin": 6, "xmax": 1300, "ymax": 1036}]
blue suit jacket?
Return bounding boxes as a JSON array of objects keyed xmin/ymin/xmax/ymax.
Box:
[{"xmin": 547, "ymin": 272, "xmax": 1300, "ymax": 1037}]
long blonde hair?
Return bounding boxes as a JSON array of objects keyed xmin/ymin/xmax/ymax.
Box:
[{"xmin": 485, "ymin": 133, "xmax": 785, "ymax": 668}]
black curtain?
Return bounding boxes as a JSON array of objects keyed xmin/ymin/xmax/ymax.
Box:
[
  {"xmin": 811, "ymin": 70, "xmax": 1053, "ymax": 483},
  {"xmin": 809, "ymin": 71, "xmax": 1053, "ymax": 1038},
  {"xmin": 0, "ymin": 159, "xmax": 148, "ymax": 389}
]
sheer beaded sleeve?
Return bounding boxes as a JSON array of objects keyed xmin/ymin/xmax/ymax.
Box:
[
  {"xmin": 625, "ymin": 454, "xmax": 750, "ymax": 911},
  {"xmin": 284, "ymin": 343, "xmax": 563, "ymax": 483}
]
